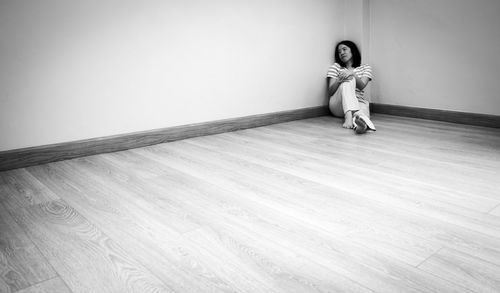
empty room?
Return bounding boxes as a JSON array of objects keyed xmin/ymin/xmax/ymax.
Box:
[{"xmin": 1, "ymin": 0, "xmax": 500, "ymax": 292}]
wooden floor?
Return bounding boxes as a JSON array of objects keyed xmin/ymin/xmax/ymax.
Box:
[{"xmin": 1, "ymin": 114, "xmax": 500, "ymax": 293}]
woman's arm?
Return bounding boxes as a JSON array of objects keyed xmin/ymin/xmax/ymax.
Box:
[
  {"xmin": 328, "ymin": 70, "xmax": 353, "ymax": 96},
  {"xmin": 328, "ymin": 77, "xmax": 342, "ymax": 97},
  {"xmin": 350, "ymin": 65, "xmax": 372, "ymax": 90},
  {"xmin": 353, "ymin": 74, "xmax": 371, "ymax": 90}
]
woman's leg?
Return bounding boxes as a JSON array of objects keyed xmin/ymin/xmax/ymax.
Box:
[
  {"xmin": 328, "ymin": 78, "xmax": 360, "ymax": 128},
  {"xmin": 358, "ymin": 98, "xmax": 370, "ymax": 118},
  {"xmin": 353, "ymin": 98, "xmax": 376, "ymax": 132}
]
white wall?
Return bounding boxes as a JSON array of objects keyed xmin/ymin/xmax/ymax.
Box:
[
  {"xmin": 0, "ymin": 0, "xmax": 344, "ymax": 151},
  {"xmin": 369, "ymin": 0, "xmax": 500, "ymax": 115}
]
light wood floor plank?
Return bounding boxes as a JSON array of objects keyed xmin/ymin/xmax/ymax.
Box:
[
  {"xmin": 134, "ymin": 144, "xmax": 472, "ymax": 292},
  {"xmin": 63, "ymin": 156, "xmax": 200, "ymax": 235},
  {"xmin": 134, "ymin": 140, "xmax": 441, "ymax": 267},
  {"xmin": 61, "ymin": 156, "xmax": 282, "ymax": 293},
  {"xmin": 183, "ymin": 224, "xmax": 376, "ymax": 293},
  {"xmin": 176, "ymin": 127, "xmax": 500, "ymax": 266},
  {"xmin": 26, "ymin": 163, "xmax": 229, "ymax": 293},
  {"xmin": 181, "ymin": 124, "xmax": 500, "ymax": 261},
  {"xmin": 418, "ymin": 247, "xmax": 500, "ymax": 293},
  {"xmin": 0, "ymin": 169, "xmax": 59, "ymax": 210},
  {"xmin": 304, "ymin": 115, "xmax": 500, "ymax": 172},
  {"xmin": 29, "ymin": 156, "xmax": 294, "ymax": 293},
  {"xmin": 214, "ymin": 122, "xmax": 497, "ymax": 208},
  {"xmin": 220, "ymin": 125, "xmax": 500, "ymax": 236},
  {"xmin": 10, "ymin": 199, "xmax": 173, "ymax": 293},
  {"xmin": 1, "ymin": 115, "xmax": 499, "ymax": 292},
  {"xmin": 270, "ymin": 117, "xmax": 500, "ymax": 201},
  {"xmin": 490, "ymin": 205, "xmax": 500, "ymax": 217},
  {"xmin": 239, "ymin": 124, "xmax": 498, "ymax": 212},
  {"xmin": 14, "ymin": 277, "xmax": 72, "ymax": 293},
  {"xmin": 110, "ymin": 149, "xmax": 377, "ymax": 292},
  {"xmin": 96, "ymin": 149, "xmax": 371, "ymax": 293},
  {"xmin": 0, "ymin": 203, "xmax": 57, "ymax": 293}
]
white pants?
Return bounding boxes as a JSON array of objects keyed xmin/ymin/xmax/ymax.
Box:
[{"xmin": 329, "ymin": 78, "xmax": 370, "ymax": 118}]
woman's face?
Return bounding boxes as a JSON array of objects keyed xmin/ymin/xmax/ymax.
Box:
[{"xmin": 337, "ymin": 44, "xmax": 352, "ymax": 63}]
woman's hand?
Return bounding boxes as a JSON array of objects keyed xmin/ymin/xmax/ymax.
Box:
[{"xmin": 338, "ymin": 69, "xmax": 355, "ymax": 83}]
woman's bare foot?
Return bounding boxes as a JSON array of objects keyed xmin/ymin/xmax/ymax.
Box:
[{"xmin": 343, "ymin": 111, "xmax": 354, "ymax": 129}]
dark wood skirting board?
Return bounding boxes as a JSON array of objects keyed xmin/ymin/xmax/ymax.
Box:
[
  {"xmin": 0, "ymin": 106, "xmax": 330, "ymax": 172},
  {"xmin": 371, "ymin": 103, "xmax": 500, "ymax": 128}
]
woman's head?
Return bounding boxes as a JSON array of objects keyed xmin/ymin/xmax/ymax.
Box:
[{"xmin": 334, "ymin": 40, "xmax": 361, "ymax": 68}]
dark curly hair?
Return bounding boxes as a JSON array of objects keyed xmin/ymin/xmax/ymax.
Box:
[{"xmin": 334, "ymin": 40, "xmax": 361, "ymax": 68}]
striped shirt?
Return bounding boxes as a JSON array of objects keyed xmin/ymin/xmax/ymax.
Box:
[{"xmin": 327, "ymin": 63, "xmax": 372, "ymax": 100}]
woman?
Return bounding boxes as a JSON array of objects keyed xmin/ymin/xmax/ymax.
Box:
[{"xmin": 327, "ymin": 40, "xmax": 375, "ymax": 134}]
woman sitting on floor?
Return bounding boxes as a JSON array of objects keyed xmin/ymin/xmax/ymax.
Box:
[{"xmin": 327, "ymin": 40, "xmax": 376, "ymax": 134}]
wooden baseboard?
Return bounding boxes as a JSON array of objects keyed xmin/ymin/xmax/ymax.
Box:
[
  {"xmin": 0, "ymin": 106, "xmax": 330, "ymax": 172},
  {"xmin": 371, "ymin": 103, "xmax": 500, "ymax": 128}
]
